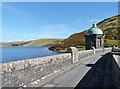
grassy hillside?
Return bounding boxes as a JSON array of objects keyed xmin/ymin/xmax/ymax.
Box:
[
  {"xmin": 49, "ymin": 15, "xmax": 120, "ymax": 51},
  {"xmin": 1, "ymin": 38, "xmax": 63, "ymax": 47},
  {"xmin": 1, "ymin": 42, "xmax": 24, "ymax": 47},
  {"xmin": 104, "ymin": 39, "xmax": 120, "ymax": 47},
  {"xmin": 23, "ymin": 38, "xmax": 63, "ymax": 46},
  {"xmin": 97, "ymin": 15, "xmax": 120, "ymax": 39}
]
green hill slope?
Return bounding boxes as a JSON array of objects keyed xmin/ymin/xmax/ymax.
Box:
[
  {"xmin": 23, "ymin": 38, "xmax": 63, "ymax": 46},
  {"xmin": 1, "ymin": 42, "xmax": 25, "ymax": 47},
  {"xmin": 97, "ymin": 15, "xmax": 120, "ymax": 39},
  {"xmin": 49, "ymin": 15, "xmax": 120, "ymax": 51},
  {"xmin": 1, "ymin": 39, "xmax": 63, "ymax": 47}
]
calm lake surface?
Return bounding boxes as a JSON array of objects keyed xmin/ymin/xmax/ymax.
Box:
[{"xmin": 1, "ymin": 46, "xmax": 62, "ymax": 63}]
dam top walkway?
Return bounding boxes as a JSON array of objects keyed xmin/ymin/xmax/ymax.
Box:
[
  {"xmin": 1, "ymin": 47, "xmax": 120, "ymax": 89},
  {"xmin": 43, "ymin": 49, "xmax": 120, "ymax": 88}
]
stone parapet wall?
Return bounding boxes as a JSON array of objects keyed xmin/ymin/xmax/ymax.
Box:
[
  {"xmin": 1, "ymin": 48, "xmax": 111, "ymax": 87},
  {"xmin": 73, "ymin": 48, "xmax": 111, "ymax": 63},
  {"xmin": 78, "ymin": 50, "xmax": 93, "ymax": 60},
  {"xmin": 2, "ymin": 53, "xmax": 71, "ymax": 73},
  {"xmin": 2, "ymin": 48, "xmax": 111, "ymax": 73},
  {"xmin": 2, "ymin": 53, "xmax": 72, "ymax": 87}
]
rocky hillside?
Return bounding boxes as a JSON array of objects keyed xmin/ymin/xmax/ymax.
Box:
[{"xmin": 49, "ymin": 15, "xmax": 120, "ymax": 51}]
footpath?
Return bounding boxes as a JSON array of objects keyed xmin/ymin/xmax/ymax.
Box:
[{"xmin": 42, "ymin": 49, "xmax": 112, "ymax": 88}]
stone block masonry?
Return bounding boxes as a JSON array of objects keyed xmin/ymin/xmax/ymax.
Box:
[
  {"xmin": 2, "ymin": 53, "xmax": 71, "ymax": 73},
  {"xmin": 1, "ymin": 48, "xmax": 111, "ymax": 87},
  {"xmin": 2, "ymin": 53, "xmax": 71, "ymax": 87}
]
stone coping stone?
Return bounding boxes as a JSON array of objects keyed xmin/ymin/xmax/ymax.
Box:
[{"xmin": 1, "ymin": 53, "xmax": 71, "ymax": 73}]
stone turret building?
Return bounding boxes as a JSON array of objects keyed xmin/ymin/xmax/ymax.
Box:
[{"xmin": 85, "ymin": 24, "xmax": 104, "ymax": 50}]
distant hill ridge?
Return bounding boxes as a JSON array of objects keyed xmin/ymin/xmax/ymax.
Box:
[
  {"xmin": 1, "ymin": 38, "xmax": 63, "ymax": 47},
  {"xmin": 23, "ymin": 38, "xmax": 63, "ymax": 46},
  {"xmin": 2, "ymin": 15, "xmax": 119, "ymax": 48},
  {"xmin": 49, "ymin": 15, "xmax": 120, "ymax": 51}
]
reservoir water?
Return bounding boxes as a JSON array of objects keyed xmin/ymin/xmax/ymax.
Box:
[{"xmin": 1, "ymin": 46, "xmax": 62, "ymax": 63}]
